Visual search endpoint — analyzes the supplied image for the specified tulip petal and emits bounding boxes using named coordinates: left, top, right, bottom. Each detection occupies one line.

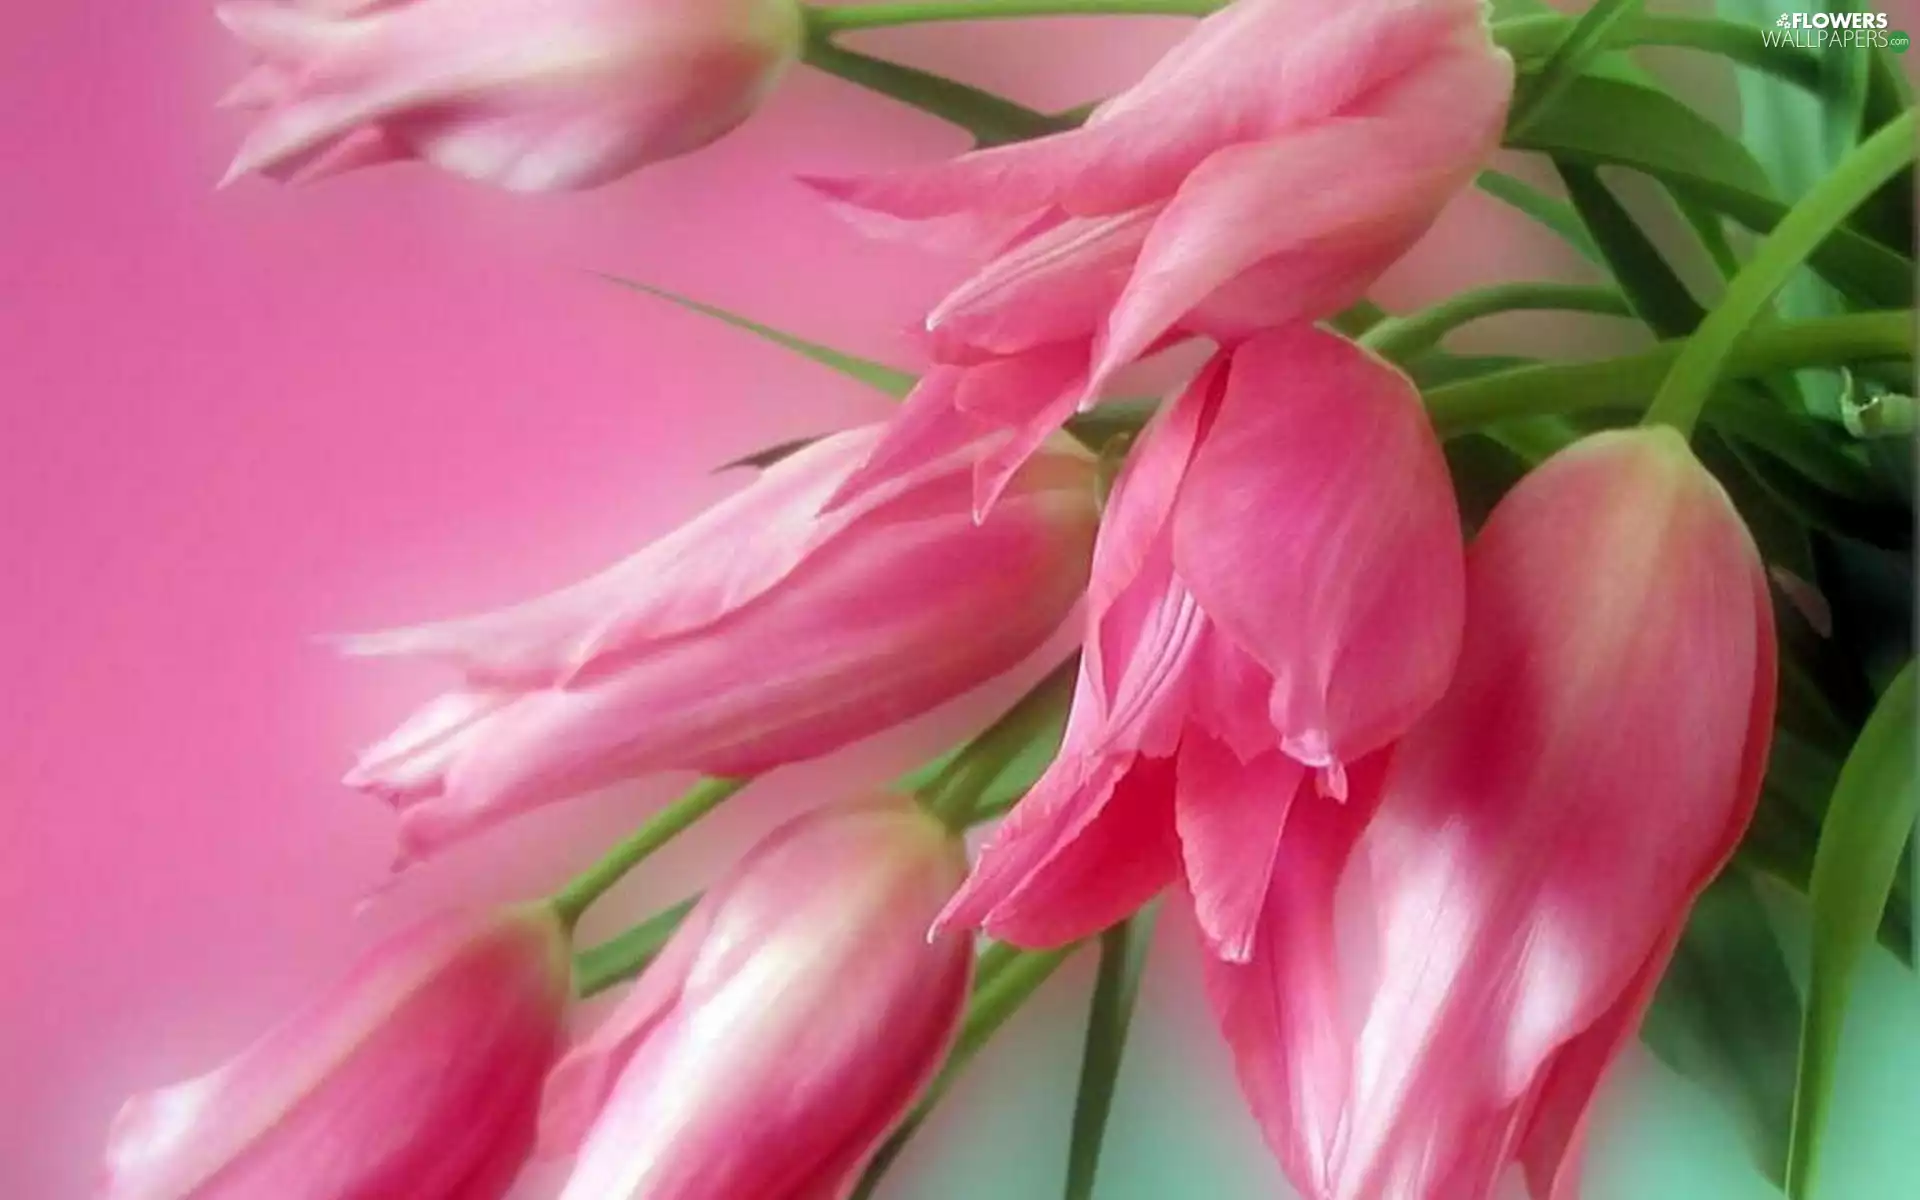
left=338, top=427, right=884, bottom=683
left=1170, top=327, right=1464, bottom=769
left=1333, top=430, right=1774, bottom=1199
left=1174, top=739, right=1306, bottom=963
left=1088, top=121, right=1443, bottom=389
left=539, top=902, right=716, bottom=1156
left=1090, top=37, right=1512, bottom=388
left=1200, top=755, right=1385, bottom=1198
left=926, top=209, right=1156, bottom=361
left=1518, top=918, right=1687, bottom=1200
left=802, top=0, right=1480, bottom=225
left=551, top=803, right=971, bottom=1199
left=940, top=752, right=1179, bottom=947
left=354, top=451, right=1098, bottom=863
left=105, top=912, right=565, bottom=1200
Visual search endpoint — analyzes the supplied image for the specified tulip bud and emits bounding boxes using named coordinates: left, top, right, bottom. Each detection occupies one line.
left=103, top=907, right=571, bottom=1200
left=343, top=426, right=1097, bottom=866
left=939, top=326, right=1464, bottom=961
left=809, top=0, right=1513, bottom=509
left=540, top=799, right=972, bottom=1200
left=217, top=0, right=804, bottom=190
left=1205, top=428, right=1777, bottom=1199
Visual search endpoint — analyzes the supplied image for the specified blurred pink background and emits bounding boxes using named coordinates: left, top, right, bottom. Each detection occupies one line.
left=5, top=4, right=1910, bottom=1198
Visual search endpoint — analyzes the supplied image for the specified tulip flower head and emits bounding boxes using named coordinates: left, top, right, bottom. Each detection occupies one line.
left=103, top=907, right=571, bottom=1200
left=939, top=325, right=1465, bottom=962
left=812, top=0, right=1514, bottom=511
left=344, top=426, right=1098, bottom=866
left=1206, top=428, right=1777, bottom=1199
left=217, top=0, right=805, bottom=190
left=540, top=799, right=973, bottom=1200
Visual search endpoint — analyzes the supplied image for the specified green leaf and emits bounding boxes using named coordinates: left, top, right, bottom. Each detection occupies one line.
left=1642, top=869, right=1801, bottom=1181
left=908, top=657, right=1076, bottom=827
left=1644, top=112, right=1918, bottom=434
left=595, top=275, right=918, bottom=397
left=1720, top=0, right=1855, bottom=417
left=1507, top=0, right=1645, bottom=137
left=573, top=897, right=698, bottom=998
left=1509, top=77, right=1913, bottom=306
left=1787, top=660, right=1919, bottom=1198
left=1554, top=164, right=1704, bottom=338
left=1064, top=908, right=1158, bottom=1200
left=801, top=32, right=1070, bottom=146
left=1475, top=170, right=1603, bottom=263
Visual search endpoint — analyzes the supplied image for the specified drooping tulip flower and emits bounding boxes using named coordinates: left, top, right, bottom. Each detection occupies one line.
left=103, top=907, right=571, bottom=1200
left=939, top=325, right=1464, bottom=961
left=811, top=0, right=1513, bottom=510
left=217, top=0, right=804, bottom=190
left=1206, top=428, right=1776, bottom=1200
left=344, top=425, right=1098, bottom=866
left=540, top=798, right=972, bottom=1199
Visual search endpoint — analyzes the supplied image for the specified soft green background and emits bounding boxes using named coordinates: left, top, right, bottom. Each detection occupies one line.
left=889, top=906, right=1920, bottom=1198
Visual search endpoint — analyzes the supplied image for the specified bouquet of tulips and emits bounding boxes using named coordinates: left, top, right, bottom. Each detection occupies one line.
left=105, top=1, right=1916, bottom=1197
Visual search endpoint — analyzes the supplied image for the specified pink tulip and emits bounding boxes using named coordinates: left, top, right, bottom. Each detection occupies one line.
left=1207, top=428, right=1777, bottom=1199
left=103, top=907, right=571, bottom=1200
left=811, top=0, right=1513, bottom=510
left=344, top=425, right=1097, bottom=866
left=540, top=799, right=972, bottom=1199
left=938, top=325, right=1464, bottom=961
left=217, top=0, right=803, bottom=190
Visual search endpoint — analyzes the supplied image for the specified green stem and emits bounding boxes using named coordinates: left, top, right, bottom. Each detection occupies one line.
left=808, top=0, right=1213, bottom=34
left=575, top=897, right=698, bottom=997
left=549, top=777, right=750, bottom=929
left=1643, top=113, right=1918, bottom=436
left=1064, top=910, right=1157, bottom=1200
left=1506, top=0, right=1646, bottom=138
left=1426, top=310, right=1914, bottom=434
left=1362, top=283, right=1631, bottom=363
left=801, top=33, right=1070, bottom=145
left=852, top=944, right=1080, bottom=1199
left=917, top=655, right=1078, bottom=830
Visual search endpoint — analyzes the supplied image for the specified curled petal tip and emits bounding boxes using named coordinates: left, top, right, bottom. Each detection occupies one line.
left=1314, top=762, right=1348, bottom=803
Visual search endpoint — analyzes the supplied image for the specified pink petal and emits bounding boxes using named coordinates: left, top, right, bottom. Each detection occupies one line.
left=1334, top=430, right=1775, bottom=1199
left=552, top=803, right=971, bottom=1199
left=926, top=209, right=1156, bottom=362
left=1087, top=121, right=1441, bottom=389
left=354, top=448, right=1098, bottom=864
left=539, top=901, right=716, bottom=1156
left=1174, top=738, right=1307, bottom=963
left=105, top=911, right=566, bottom=1200
left=1084, top=359, right=1220, bottom=622
left=939, top=751, right=1179, bottom=947
left=1518, top=918, right=1687, bottom=1200
left=802, top=0, right=1482, bottom=224
left=1200, top=754, right=1387, bottom=1198
left=339, top=427, right=884, bottom=683
left=1090, top=40, right=1513, bottom=387
left=1170, top=327, right=1464, bottom=769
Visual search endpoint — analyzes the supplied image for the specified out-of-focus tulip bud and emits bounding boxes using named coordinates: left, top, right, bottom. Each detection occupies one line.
left=1207, top=428, right=1777, bottom=1199
left=540, top=799, right=972, bottom=1200
left=103, top=907, right=571, bottom=1200
left=217, top=0, right=804, bottom=190
left=938, top=325, right=1464, bottom=961
left=811, top=0, right=1513, bottom=510
left=343, top=426, right=1097, bottom=866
